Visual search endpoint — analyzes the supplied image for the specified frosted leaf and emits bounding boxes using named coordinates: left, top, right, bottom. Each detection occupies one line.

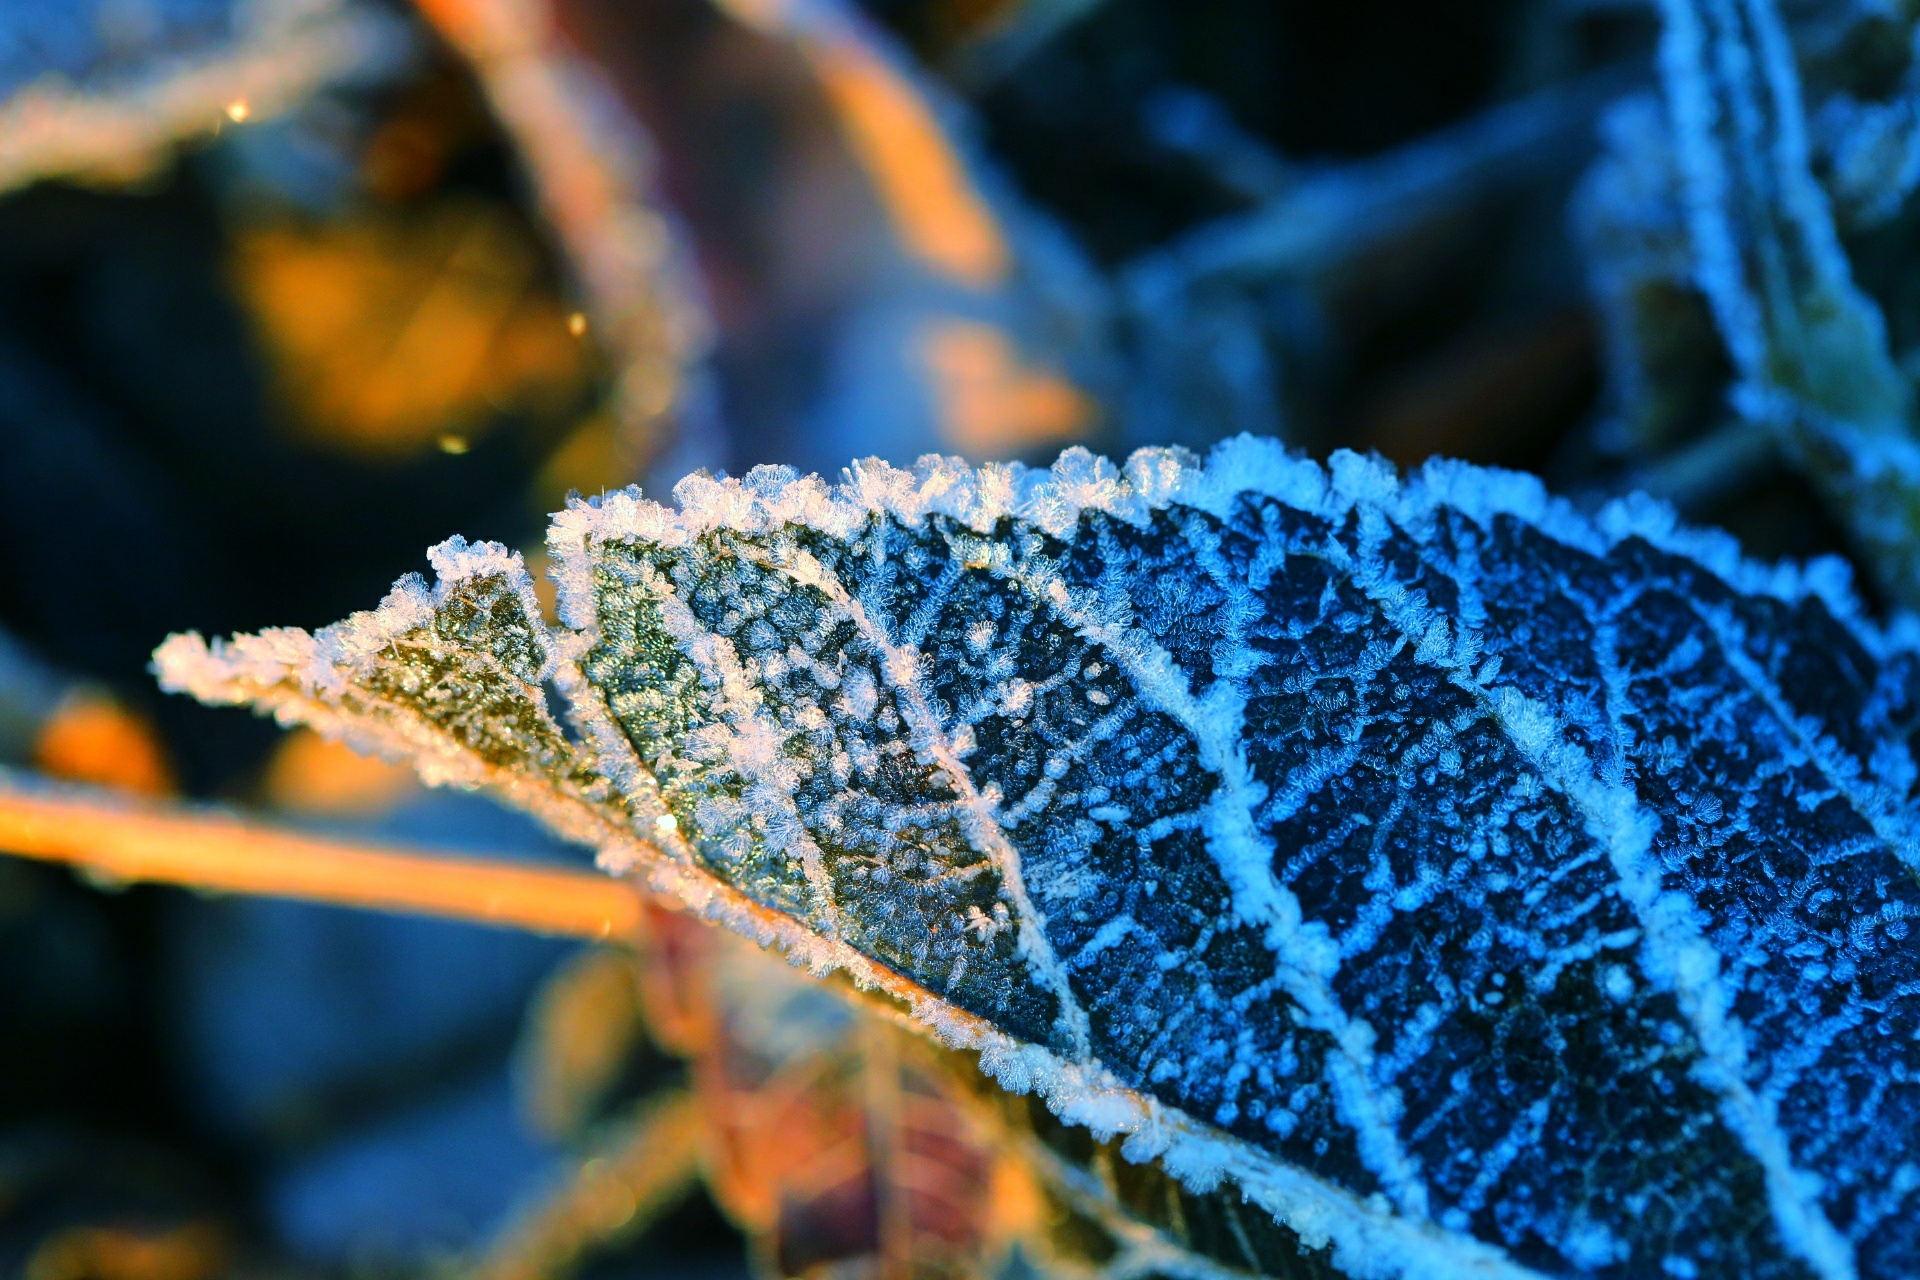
left=155, top=536, right=639, bottom=850
left=159, top=439, right=1920, bottom=1280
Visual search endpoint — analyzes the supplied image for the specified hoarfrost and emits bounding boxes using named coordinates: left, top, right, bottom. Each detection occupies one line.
left=159, top=436, right=1920, bottom=1279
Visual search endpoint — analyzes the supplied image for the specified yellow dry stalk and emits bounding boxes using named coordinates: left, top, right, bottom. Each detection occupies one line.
left=0, top=769, right=642, bottom=941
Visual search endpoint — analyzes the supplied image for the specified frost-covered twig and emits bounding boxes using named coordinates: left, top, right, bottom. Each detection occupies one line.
left=413, top=0, right=711, bottom=455
left=0, top=0, right=410, bottom=194
left=1584, top=0, right=1920, bottom=605
left=947, top=0, right=1111, bottom=90
left=1123, top=64, right=1634, bottom=309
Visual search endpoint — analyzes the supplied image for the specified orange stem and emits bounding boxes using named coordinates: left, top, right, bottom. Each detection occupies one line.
left=0, top=771, right=642, bottom=940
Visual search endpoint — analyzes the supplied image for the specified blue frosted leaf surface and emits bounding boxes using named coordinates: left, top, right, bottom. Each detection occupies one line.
left=159, top=440, right=1920, bottom=1280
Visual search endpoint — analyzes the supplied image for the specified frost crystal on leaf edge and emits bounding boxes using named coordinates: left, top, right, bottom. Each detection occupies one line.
left=158, top=436, right=1919, bottom=1280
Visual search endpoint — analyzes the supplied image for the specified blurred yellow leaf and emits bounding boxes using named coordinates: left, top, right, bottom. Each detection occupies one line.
left=231, top=201, right=593, bottom=461
left=25, top=1221, right=227, bottom=1280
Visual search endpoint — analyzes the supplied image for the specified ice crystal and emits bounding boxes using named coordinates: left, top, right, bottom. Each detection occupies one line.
left=158, top=438, right=1920, bottom=1280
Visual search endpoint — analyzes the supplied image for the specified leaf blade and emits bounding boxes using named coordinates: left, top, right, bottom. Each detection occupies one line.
left=160, top=438, right=1920, bottom=1279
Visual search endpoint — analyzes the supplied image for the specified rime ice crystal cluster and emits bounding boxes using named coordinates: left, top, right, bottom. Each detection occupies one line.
left=159, top=438, right=1920, bottom=1280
